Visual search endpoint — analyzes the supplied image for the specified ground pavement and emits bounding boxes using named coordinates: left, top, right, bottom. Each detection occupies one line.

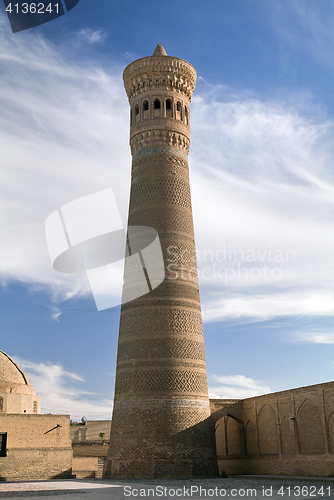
left=0, top=477, right=333, bottom=500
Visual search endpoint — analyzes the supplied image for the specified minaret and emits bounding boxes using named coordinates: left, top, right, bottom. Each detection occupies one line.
left=104, top=45, right=217, bottom=479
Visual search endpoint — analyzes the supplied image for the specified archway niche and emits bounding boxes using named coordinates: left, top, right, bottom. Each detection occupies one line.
left=245, top=420, right=258, bottom=455
left=258, top=405, right=279, bottom=455
left=297, top=400, right=325, bottom=454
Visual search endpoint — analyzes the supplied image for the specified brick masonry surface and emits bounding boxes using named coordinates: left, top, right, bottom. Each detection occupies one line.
left=105, top=45, right=217, bottom=479
left=211, top=381, right=334, bottom=477
left=0, top=414, right=72, bottom=481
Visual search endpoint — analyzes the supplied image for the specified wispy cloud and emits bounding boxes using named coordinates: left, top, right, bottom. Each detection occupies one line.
left=77, top=28, right=105, bottom=44
left=48, top=306, right=62, bottom=322
left=13, top=357, right=112, bottom=420
left=190, top=89, right=334, bottom=322
left=268, top=2, right=334, bottom=71
left=290, top=331, right=334, bottom=344
left=209, top=374, right=271, bottom=399
left=202, top=290, right=334, bottom=322
left=0, top=13, right=129, bottom=307
left=1, top=11, right=334, bottom=327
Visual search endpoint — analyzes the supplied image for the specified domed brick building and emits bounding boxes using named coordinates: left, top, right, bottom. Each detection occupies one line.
left=0, top=350, right=40, bottom=415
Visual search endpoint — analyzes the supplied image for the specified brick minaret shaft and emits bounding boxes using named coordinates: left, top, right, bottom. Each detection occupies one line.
left=105, top=45, right=217, bottom=479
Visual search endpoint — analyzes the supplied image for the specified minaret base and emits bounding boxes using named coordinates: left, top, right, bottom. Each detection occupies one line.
left=103, top=458, right=218, bottom=479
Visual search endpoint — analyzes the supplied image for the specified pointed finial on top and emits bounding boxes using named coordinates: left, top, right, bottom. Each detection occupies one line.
left=153, top=44, right=167, bottom=56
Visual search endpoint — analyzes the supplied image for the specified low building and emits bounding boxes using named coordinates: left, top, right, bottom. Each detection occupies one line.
left=0, top=351, right=72, bottom=481
left=211, top=381, right=334, bottom=477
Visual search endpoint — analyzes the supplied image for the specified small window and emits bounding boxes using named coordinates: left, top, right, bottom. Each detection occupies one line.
left=143, top=101, right=149, bottom=111
left=0, top=396, right=3, bottom=413
left=0, top=433, right=7, bottom=457
left=154, top=99, right=161, bottom=109
left=33, top=401, right=38, bottom=414
left=166, top=99, right=172, bottom=117
left=135, top=104, right=139, bottom=115
left=176, top=101, right=182, bottom=120
left=184, top=106, right=188, bottom=124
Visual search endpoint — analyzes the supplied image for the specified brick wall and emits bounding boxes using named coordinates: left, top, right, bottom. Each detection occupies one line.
left=211, top=381, right=334, bottom=477
left=0, top=414, right=72, bottom=481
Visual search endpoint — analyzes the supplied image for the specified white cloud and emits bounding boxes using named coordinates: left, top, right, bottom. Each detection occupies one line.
left=202, top=290, right=334, bottom=322
left=290, top=331, right=334, bottom=344
left=189, top=90, right=334, bottom=322
left=1, top=12, right=334, bottom=326
left=48, top=306, right=62, bottom=322
left=0, top=14, right=129, bottom=308
left=209, top=374, right=271, bottom=399
left=13, top=357, right=112, bottom=420
left=77, top=29, right=105, bottom=44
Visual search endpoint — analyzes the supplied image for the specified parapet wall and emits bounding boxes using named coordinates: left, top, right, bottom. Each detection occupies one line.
left=210, top=381, right=334, bottom=477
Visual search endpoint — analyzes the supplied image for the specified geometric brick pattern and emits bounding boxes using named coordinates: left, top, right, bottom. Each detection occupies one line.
left=115, top=369, right=208, bottom=395
left=132, top=153, right=189, bottom=177
left=130, top=177, right=192, bottom=210
left=129, top=207, right=195, bottom=236
left=111, top=407, right=210, bottom=433
left=106, top=46, right=217, bottom=479
left=117, top=338, right=206, bottom=362
left=118, top=308, right=204, bottom=338
left=163, top=239, right=197, bottom=267
left=115, top=398, right=210, bottom=408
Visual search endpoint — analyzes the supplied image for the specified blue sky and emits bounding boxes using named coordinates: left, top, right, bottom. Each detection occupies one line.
left=1, top=0, right=334, bottom=419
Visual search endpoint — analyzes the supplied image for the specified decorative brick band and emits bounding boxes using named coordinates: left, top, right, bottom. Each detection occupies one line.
left=133, top=147, right=188, bottom=159
left=129, top=177, right=192, bottom=210
left=123, top=56, right=197, bottom=102
left=115, top=369, right=208, bottom=395
left=114, top=398, right=210, bottom=409
left=132, top=153, right=189, bottom=179
left=117, top=338, right=205, bottom=362
left=110, top=407, right=212, bottom=440
left=118, top=308, right=204, bottom=338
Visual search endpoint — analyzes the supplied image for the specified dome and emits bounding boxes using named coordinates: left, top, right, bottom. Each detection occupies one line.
left=0, top=350, right=35, bottom=395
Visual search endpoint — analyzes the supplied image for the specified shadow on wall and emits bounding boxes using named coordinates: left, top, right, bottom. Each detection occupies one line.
left=52, top=469, right=73, bottom=479
left=103, top=415, right=218, bottom=479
